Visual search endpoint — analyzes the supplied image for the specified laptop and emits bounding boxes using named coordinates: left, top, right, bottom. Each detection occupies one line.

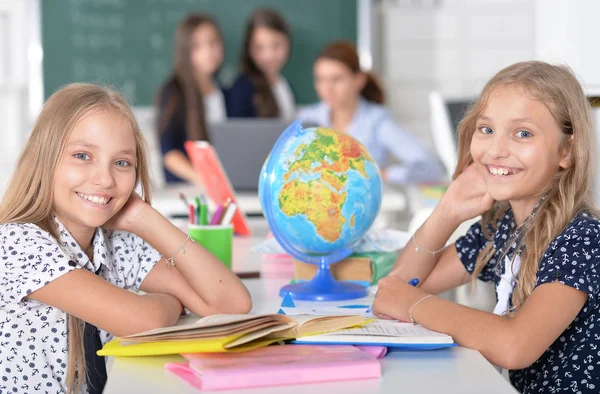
left=208, top=120, right=292, bottom=192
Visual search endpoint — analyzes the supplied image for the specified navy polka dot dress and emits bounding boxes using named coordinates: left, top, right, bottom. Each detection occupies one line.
left=0, top=217, right=162, bottom=393
left=456, top=208, right=600, bottom=393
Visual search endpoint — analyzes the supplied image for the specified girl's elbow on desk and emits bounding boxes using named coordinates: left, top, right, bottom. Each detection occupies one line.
left=475, top=327, right=544, bottom=371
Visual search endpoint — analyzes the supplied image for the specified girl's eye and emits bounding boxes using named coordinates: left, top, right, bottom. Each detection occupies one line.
left=479, top=126, right=493, bottom=134
left=115, top=160, right=131, bottom=167
left=74, top=153, right=90, bottom=160
left=516, top=130, right=532, bottom=138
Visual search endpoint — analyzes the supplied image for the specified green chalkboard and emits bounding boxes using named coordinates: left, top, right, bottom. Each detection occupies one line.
left=42, top=0, right=357, bottom=106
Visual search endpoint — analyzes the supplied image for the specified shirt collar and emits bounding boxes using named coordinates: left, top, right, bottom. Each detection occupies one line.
left=52, top=216, right=106, bottom=273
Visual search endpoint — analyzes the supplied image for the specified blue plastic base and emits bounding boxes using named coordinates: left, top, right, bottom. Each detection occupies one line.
left=279, top=263, right=368, bottom=301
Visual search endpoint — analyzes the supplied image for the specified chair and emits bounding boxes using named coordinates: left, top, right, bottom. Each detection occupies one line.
left=428, top=91, right=473, bottom=179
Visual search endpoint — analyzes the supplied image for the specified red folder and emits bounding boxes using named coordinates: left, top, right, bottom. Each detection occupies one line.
left=184, top=141, right=252, bottom=236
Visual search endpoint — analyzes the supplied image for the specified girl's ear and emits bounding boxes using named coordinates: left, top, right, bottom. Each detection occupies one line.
left=558, top=134, right=574, bottom=169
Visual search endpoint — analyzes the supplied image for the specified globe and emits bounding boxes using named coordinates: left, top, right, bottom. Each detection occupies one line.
left=259, top=120, right=383, bottom=300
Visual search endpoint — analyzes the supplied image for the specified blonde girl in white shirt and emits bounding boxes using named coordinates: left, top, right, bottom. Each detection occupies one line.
left=0, top=83, right=251, bottom=393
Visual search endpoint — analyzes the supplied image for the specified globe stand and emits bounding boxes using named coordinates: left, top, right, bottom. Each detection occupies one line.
left=279, top=257, right=367, bottom=301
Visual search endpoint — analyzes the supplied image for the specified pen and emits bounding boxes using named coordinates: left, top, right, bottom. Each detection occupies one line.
left=210, top=204, right=224, bottom=225
left=199, top=195, right=208, bottom=225
left=366, top=278, right=420, bottom=314
left=188, top=204, right=195, bottom=225
left=219, top=202, right=237, bottom=225
left=194, top=197, right=201, bottom=225
left=179, top=192, right=190, bottom=208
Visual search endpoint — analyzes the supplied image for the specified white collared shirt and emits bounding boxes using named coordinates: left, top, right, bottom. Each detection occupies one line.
left=272, top=77, right=296, bottom=120
left=297, top=99, right=445, bottom=184
left=0, top=217, right=161, bottom=393
left=204, top=83, right=226, bottom=124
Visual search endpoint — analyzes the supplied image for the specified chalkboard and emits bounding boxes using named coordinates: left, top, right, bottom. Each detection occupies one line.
left=41, top=0, right=357, bottom=106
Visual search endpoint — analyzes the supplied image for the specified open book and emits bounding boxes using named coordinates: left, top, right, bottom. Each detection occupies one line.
left=97, top=314, right=367, bottom=357
left=293, top=319, right=455, bottom=349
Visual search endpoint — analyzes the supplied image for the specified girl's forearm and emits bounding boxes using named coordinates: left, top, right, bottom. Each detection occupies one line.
left=131, top=208, right=252, bottom=315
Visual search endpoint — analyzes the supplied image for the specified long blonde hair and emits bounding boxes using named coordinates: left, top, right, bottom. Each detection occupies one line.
left=0, top=83, right=153, bottom=392
left=454, top=61, right=597, bottom=311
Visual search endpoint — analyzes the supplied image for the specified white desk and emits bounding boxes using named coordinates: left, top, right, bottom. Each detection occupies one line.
left=104, top=237, right=517, bottom=394
left=150, top=184, right=407, bottom=218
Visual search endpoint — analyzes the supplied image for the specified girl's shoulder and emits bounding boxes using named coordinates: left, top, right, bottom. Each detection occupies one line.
left=0, top=222, right=55, bottom=244
left=545, top=211, right=600, bottom=256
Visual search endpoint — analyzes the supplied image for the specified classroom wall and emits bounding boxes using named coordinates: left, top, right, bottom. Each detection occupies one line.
left=1, top=0, right=599, bottom=201
left=0, top=0, right=31, bottom=194
left=374, top=0, right=536, bottom=151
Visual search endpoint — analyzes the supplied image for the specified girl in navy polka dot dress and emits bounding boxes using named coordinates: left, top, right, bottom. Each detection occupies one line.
left=0, top=84, right=252, bottom=394
left=372, top=61, right=599, bottom=393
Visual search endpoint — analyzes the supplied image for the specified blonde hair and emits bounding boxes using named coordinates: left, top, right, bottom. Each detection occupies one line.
left=0, top=83, right=152, bottom=392
left=454, top=61, right=597, bottom=312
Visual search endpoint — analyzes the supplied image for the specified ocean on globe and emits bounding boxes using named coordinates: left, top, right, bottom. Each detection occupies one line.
left=259, top=121, right=382, bottom=263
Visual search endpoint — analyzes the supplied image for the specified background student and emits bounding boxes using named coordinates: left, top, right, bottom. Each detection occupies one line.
left=157, top=13, right=227, bottom=184
left=372, top=61, right=599, bottom=394
left=226, top=8, right=296, bottom=120
left=0, top=84, right=251, bottom=394
left=297, top=41, right=444, bottom=185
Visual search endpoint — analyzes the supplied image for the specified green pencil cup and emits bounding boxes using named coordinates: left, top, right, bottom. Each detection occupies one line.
left=188, top=224, right=233, bottom=269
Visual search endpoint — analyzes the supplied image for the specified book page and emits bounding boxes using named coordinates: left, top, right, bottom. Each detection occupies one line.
left=122, top=314, right=289, bottom=339
left=297, top=319, right=453, bottom=344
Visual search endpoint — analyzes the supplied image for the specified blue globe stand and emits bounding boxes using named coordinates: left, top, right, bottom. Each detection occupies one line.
left=260, top=120, right=375, bottom=302
left=278, top=258, right=368, bottom=301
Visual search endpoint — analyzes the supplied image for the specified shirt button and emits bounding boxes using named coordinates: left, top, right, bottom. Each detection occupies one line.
left=554, top=271, right=562, bottom=278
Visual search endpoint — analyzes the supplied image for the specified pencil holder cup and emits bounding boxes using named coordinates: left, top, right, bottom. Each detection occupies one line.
left=188, top=224, right=233, bottom=269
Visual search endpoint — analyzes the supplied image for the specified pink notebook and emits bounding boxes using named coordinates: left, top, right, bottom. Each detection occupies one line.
left=165, top=345, right=381, bottom=391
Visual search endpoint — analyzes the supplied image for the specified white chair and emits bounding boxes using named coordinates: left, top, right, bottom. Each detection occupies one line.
left=428, top=91, right=458, bottom=180
left=133, top=107, right=166, bottom=189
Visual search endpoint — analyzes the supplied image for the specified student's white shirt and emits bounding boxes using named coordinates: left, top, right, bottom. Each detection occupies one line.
left=204, top=83, right=226, bottom=123
left=0, top=217, right=161, bottom=393
left=272, top=77, right=296, bottom=120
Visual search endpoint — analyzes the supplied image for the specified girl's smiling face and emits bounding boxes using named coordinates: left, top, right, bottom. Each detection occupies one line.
left=470, top=86, right=570, bottom=215
left=53, top=108, right=137, bottom=239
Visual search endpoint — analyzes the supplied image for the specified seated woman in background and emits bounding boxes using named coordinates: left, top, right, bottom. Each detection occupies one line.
left=226, top=8, right=296, bottom=120
left=297, top=41, right=445, bottom=184
left=156, top=13, right=227, bottom=184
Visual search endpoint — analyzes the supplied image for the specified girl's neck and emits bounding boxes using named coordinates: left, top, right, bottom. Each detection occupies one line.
left=330, top=98, right=359, bottom=133
left=196, top=74, right=214, bottom=96
left=510, top=194, right=545, bottom=226
left=264, top=72, right=280, bottom=85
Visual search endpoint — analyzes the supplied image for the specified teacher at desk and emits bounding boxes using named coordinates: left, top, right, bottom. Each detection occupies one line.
left=297, top=41, right=445, bottom=185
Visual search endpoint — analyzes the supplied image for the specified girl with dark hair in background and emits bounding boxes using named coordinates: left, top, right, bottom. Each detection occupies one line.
left=298, top=41, right=444, bottom=184
left=156, top=13, right=227, bottom=184
left=227, top=8, right=296, bottom=119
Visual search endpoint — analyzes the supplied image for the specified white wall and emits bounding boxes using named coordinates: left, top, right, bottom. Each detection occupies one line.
left=375, top=0, right=536, bottom=150
left=0, top=0, right=30, bottom=193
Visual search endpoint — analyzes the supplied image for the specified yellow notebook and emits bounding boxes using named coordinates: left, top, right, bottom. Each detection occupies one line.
left=98, top=313, right=366, bottom=357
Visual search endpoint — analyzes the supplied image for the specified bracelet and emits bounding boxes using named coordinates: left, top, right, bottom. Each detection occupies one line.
left=165, top=235, right=192, bottom=268
left=409, top=294, right=433, bottom=325
left=411, top=234, right=445, bottom=257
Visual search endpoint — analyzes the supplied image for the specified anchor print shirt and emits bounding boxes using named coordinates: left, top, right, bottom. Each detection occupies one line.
left=0, top=217, right=162, bottom=393
left=455, top=208, right=600, bottom=393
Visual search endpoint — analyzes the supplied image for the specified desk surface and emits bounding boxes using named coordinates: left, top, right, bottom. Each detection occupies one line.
left=151, top=184, right=407, bottom=217
left=104, top=237, right=517, bottom=394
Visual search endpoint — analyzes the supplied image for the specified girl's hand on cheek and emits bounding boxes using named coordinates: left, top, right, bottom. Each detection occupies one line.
left=437, top=163, right=495, bottom=223
left=103, top=192, right=151, bottom=232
